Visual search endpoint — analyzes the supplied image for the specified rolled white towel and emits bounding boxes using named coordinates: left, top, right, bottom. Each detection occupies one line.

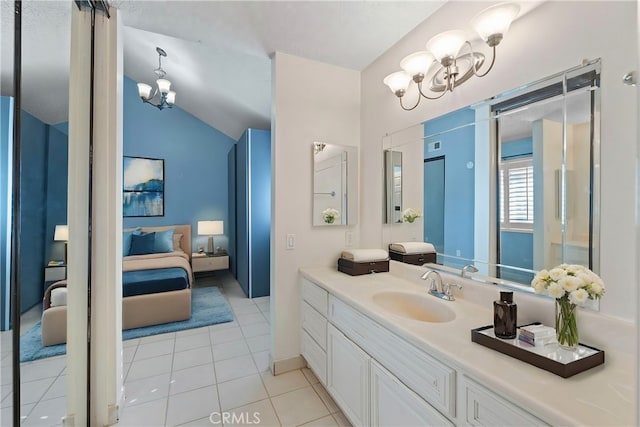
left=389, top=242, right=436, bottom=255
left=341, top=249, right=389, bottom=263
left=50, top=287, right=68, bottom=307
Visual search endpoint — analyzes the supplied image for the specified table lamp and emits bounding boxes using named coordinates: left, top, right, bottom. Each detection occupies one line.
left=197, top=220, right=223, bottom=254
left=54, top=224, right=69, bottom=264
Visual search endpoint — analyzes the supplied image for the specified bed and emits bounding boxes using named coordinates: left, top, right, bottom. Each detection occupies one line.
left=41, top=224, right=194, bottom=346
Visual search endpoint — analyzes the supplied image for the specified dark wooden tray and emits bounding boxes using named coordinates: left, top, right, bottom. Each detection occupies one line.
left=471, top=324, right=605, bottom=378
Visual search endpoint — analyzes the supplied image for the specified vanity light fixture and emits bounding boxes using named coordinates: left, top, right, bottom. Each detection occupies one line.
left=137, top=47, right=176, bottom=110
left=383, top=2, right=520, bottom=111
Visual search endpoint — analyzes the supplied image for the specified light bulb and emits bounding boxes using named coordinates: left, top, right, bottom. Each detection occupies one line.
left=426, top=30, right=467, bottom=65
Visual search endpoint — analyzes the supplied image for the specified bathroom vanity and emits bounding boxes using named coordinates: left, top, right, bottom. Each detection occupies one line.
left=300, top=264, right=634, bottom=426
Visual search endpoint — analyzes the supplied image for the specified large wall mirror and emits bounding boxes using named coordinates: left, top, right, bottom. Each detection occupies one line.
left=312, top=142, right=358, bottom=226
left=383, top=60, right=601, bottom=292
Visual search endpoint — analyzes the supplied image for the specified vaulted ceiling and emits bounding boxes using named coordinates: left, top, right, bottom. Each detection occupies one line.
left=1, top=0, right=447, bottom=140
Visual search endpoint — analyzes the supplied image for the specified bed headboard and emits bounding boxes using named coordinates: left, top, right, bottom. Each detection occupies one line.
left=126, top=224, right=192, bottom=261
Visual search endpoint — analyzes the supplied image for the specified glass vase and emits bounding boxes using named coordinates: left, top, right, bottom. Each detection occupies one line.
left=555, top=298, right=579, bottom=350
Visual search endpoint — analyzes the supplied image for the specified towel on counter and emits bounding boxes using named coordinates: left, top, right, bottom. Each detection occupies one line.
left=389, top=242, right=436, bottom=255
left=341, top=249, right=389, bottom=262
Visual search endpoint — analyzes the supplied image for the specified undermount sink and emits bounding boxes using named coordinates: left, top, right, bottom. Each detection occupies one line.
left=371, top=291, right=456, bottom=323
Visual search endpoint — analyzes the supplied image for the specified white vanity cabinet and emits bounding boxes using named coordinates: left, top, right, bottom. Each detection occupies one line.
left=301, top=278, right=329, bottom=384
left=371, top=360, right=454, bottom=427
left=327, top=324, right=370, bottom=426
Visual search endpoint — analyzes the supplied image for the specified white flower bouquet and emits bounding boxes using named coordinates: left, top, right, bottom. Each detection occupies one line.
left=402, top=208, right=422, bottom=223
left=322, top=208, right=339, bottom=224
left=531, top=264, right=605, bottom=349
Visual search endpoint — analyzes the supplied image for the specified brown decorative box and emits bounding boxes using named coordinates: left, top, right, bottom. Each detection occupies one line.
left=389, top=249, right=436, bottom=266
left=471, top=323, right=605, bottom=378
left=338, top=258, right=389, bottom=276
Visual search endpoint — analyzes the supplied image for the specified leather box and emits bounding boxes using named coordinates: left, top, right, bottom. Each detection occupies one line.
left=389, top=250, right=436, bottom=266
left=338, top=258, right=389, bottom=276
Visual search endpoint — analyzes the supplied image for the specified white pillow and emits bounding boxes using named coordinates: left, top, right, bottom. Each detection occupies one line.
left=50, top=288, right=68, bottom=307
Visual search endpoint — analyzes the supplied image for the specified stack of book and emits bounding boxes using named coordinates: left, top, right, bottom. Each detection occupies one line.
left=518, top=324, right=557, bottom=347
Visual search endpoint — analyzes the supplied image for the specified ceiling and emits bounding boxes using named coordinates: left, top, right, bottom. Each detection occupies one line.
left=1, top=0, right=447, bottom=140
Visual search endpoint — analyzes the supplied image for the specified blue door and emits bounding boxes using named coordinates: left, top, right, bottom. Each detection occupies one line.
left=424, top=157, right=445, bottom=254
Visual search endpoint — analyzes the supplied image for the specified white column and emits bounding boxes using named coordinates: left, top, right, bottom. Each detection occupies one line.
left=91, top=7, right=123, bottom=426
left=65, top=5, right=92, bottom=426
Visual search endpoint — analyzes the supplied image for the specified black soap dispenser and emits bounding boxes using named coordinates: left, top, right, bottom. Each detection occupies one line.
left=494, top=291, right=517, bottom=339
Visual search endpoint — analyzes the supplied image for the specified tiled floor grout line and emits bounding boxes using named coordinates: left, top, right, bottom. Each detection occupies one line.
left=210, top=285, right=225, bottom=427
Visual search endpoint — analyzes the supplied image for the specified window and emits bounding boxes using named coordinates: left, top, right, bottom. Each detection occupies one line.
left=500, top=157, right=533, bottom=230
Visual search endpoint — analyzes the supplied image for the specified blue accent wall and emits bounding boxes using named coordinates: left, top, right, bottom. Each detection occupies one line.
left=122, top=76, right=236, bottom=253
left=1, top=97, right=13, bottom=330
left=45, top=125, right=68, bottom=263
left=500, top=137, right=534, bottom=281
left=19, top=110, right=49, bottom=312
left=424, top=107, right=475, bottom=263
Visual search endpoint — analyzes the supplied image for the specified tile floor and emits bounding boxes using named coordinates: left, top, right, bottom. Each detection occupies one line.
left=0, top=273, right=352, bottom=427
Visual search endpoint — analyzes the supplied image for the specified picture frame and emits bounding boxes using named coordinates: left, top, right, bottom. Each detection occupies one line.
left=123, top=156, right=165, bottom=217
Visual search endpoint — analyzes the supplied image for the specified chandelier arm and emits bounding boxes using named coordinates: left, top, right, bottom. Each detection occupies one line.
left=399, top=88, right=422, bottom=111
left=466, top=41, right=497, bottom=78
left=417, top=80, right=448, bottom=100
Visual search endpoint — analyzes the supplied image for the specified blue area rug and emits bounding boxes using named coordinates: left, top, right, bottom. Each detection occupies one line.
left=20, top=286, right=233, bottom=362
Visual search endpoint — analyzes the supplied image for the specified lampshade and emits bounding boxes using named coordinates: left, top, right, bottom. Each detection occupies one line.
left=400, top=51, right=435, bottom=77
left=198, top=220, right=224, bottom=236
left=471, top=3, right=520, bottom=43
left=156, top=79, right=171, bottom=95
left=426, top=30, right=467, bottom=62
left=137, top=83, right=152, bottom=100
left=54, top=225, right=68, bottom=241
left=383, top=71, right=412, bottom=95
left=166, top=91, right=176, bottom=105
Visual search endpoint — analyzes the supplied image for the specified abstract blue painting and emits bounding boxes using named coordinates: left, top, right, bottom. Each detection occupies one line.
left=123, top=156, right=164, bottom=217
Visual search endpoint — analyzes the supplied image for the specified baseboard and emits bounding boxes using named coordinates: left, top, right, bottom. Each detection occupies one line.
left=272, top=355, right=306, bottom=375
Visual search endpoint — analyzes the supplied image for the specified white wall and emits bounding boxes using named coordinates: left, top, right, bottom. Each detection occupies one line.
left=360, top=1, right=638, bottom=320
left=271, top=52, right=360, bottom=364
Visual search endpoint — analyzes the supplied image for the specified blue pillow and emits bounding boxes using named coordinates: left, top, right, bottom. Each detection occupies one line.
left=153, top=229, right=175, bottom=253
left=129, top=232, right=156, bottom=256
left=123, top=228, right=142, bottom=256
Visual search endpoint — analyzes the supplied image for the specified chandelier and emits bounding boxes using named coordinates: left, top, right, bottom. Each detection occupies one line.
left=137, top=47, right=176, bottom=110
left=383, top=3, right=520, bottom=111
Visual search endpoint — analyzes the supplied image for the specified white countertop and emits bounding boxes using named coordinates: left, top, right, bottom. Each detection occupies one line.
left=300, top=266, right=635, bottom=427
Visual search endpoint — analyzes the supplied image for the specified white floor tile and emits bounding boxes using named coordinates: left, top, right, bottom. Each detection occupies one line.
left=214, top=354, right=257, bottom=383
left=176, top=326, right=210, bottom=338
left=123, top=372, right=170, bottom=408
left=212, top=340, right=250, bottom=362
left=301, top=368, right=319, bottom=385
left=123, top=338, right=140, bottom=348
left=252, top=296, right=270, bottom=304
left=1, top=403, right=34, bottom=425
left=217, top=375, right=268, bottom=411
left=20, top=377, right=57, bottom=405
left=123, top=345, right=137, bottom=364
left=174, top=332, right=211, bottom=353
left=173, top=346, right=214, bottom=372
left=134, top=339, right=175, bottom=361
left=21, top=395, right=65, bottom=427
left=245, top=335, right=270, bottom=353
left=165, top=385, right=219, bottom=426
left=209, top=320, right=239, bottom=332
left=176, top=416, right=213, bottom=426
left=210, top=327, right=244, bottom=345
left=170, top=364, right=216, bottom=395
left=270, top=386, right=329, bottom=427
left=223, top=398, right=280, bottom=427
left=300, top=415, right=340, bottom=427
left=40, top=375, right=66, bottom=401
left=20, top=356, right=66, bottom=383
left=236, top=313, right=266, bottom=326
left=139, top=331, right=175, bottom=344
left=118, top=396, right=167, bottom=427
left=231, top=304, right=260, bottom=315
left=312, top=383, right=340, bottom=414
left=251, top=351, right=271, bottom=373
left=240, top=322, right=270, bottom=338
left=261, top=370, right=309, bottom=397
left=127, top=354, right=173, bottom=381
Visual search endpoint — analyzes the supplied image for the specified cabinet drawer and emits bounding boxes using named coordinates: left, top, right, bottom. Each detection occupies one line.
left=302, top=330, right=327, bottom=385
left=463, top=376, right=547, bottom=426
left=302, top=278, right=328, bottom=316
left=192, top=256, right=229, bottom=272
left=302, top=301, right=327, bottom=350
left=329, top=295, right=456, bottom=418
left=45, top=266, right=66, bottom=282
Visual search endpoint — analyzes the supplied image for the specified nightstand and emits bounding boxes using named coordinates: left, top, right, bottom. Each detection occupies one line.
left=192, top=251, right=229, bottom=274
left=44, top=264, right=66, bottom=291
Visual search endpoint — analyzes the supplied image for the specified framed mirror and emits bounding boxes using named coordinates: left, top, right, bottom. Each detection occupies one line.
left=312, top=142, right=358, bottom=226
left=382, top=60, right=601, bottom=292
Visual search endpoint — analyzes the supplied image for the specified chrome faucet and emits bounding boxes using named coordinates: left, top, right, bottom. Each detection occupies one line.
left=461, top=264, right=479, bottom=278
left=421, top=269, right=462, bottom=301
